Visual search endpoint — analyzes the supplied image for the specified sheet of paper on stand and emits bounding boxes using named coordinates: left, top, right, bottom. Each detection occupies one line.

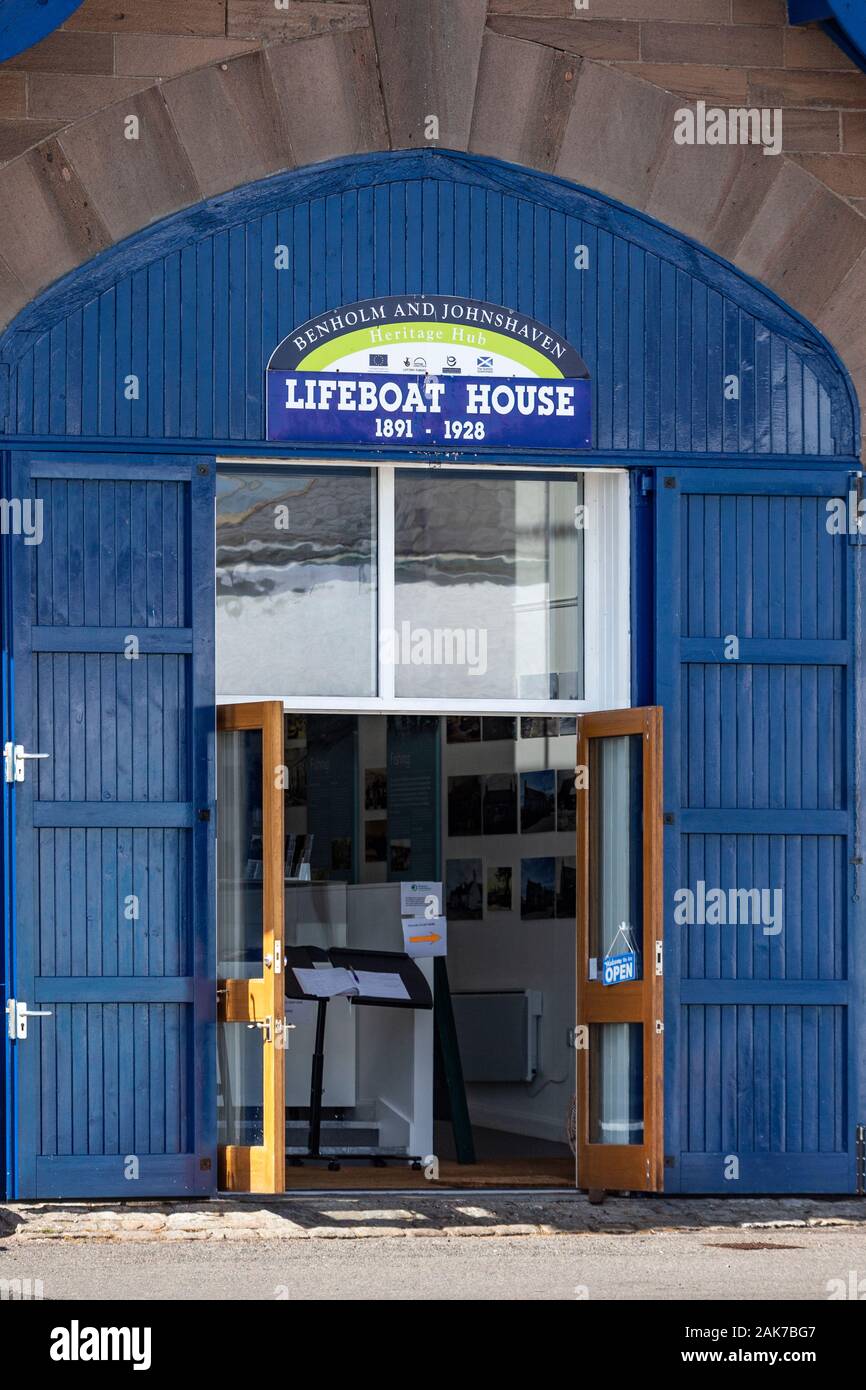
left=353, top=971, right=411, bottom=1001
left=292, top=966, right=359, bottom=998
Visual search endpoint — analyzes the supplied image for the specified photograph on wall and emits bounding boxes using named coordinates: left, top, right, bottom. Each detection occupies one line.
left=520, top=769, right=556, bottom=833
left=284, top=747, right=307, bottom=807
left=286, top=833, right=314, bottom=878
left=446, top=715, right=481, bottom=744
left=245, top=832, right=263, bottom=881
left=365, top=819, right=387, bottom=864
left=448, top=774, right=483, bottom=837
left=446, top=858, right=484, bottom=921
left=482, top=773, right=518, bottom=835
left=486, top=865, right=513, bottom=913
left=520, top=716, right=558, bottom=740
left=558, top=716, right=577, bottom=737
left=330, top=837, right=352, bottom=873
left=365, top=767, right=387, bottom=811
left=389, top=838, right=412, bottom=873
left=556, top=770, right=577, bottom=832
left=555, top=856, right=577, bottom=919
left=520, top=857, right=556, bottom=921
left=285, top=713, right=307, bottom=742
left=482, top=716, right=517, bottom=742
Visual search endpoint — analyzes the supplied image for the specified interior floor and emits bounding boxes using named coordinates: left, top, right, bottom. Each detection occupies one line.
left=280, top=1125, right=574, bottom=1190
left=435, top=1122, right=572, bottom=1163
left=281, top=1161, right=573, bottom=1190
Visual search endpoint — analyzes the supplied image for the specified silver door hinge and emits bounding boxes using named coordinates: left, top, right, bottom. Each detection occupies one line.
left=6, top=999, right=53, bottom=1040
left=4, top=742, right=49, bottom=784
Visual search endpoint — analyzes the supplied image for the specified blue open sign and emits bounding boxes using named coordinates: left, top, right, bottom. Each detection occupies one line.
left=602, top=951, right=637, bottom=986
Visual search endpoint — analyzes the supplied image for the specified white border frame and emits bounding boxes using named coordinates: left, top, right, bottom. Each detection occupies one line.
left=216, top=458, right=631, bottom=716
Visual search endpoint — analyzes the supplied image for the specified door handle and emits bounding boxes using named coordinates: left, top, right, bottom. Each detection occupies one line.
left=3, top=742, right=50, bottom=784
left=247, top=1016, right=273, bottom=1043
left=6, top=999, right=53, bottom=1040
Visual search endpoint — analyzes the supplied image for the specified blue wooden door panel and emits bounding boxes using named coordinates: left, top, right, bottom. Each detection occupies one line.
left=8, top=451, right=215, bottom=1199
left=658, top=465, right=862, bottom=1193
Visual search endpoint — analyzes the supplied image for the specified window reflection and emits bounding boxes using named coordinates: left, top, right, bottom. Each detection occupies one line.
left=216, top=469, right=377, bottom=697
left=394, top=472, right=583, bottom=700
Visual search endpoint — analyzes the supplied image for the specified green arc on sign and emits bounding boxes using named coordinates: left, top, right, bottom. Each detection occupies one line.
left=298, top=323, right=565, bottom=377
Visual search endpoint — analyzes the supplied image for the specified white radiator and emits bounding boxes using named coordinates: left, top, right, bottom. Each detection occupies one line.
left=451, top=990, right=543, bottom=1083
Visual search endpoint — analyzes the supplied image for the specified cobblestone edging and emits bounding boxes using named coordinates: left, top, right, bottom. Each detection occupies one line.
left=2, top=1196, right=865, bottom=1243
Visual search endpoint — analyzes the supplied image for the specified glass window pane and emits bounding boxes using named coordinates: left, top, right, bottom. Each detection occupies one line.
left=217, top=1023, right=263, bottom=1148
left=216, top=469, right=377, bottom=697
left=588, top=733, right=643, bottom=973
left=589, top=1022, right=644, bottom=1145
left=217, top=727, right=264, bottom=979
left=394, top=472, right=583, bottom=700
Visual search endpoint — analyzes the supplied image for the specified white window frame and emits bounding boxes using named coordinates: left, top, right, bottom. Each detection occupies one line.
left=216, top=458, right=631, bottom=715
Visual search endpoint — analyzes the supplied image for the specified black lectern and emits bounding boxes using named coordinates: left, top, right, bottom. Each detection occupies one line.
left=284, top=944, right=433, bottom=1170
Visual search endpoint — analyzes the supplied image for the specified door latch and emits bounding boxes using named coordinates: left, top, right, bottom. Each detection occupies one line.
left=6, top=999, right=53, bottom=1040
left=655, top=940, right=663, bottom=976
left=3, top=742, right=50, bottom=784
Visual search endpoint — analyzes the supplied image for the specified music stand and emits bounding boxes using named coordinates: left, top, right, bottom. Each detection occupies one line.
left=285, top=945, right=433, bottom=1170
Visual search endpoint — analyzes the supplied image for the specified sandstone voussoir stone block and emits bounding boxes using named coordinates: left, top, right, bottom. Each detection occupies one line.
left=470, top=30, right=579, bottom=172
left=555, top=61, right=679, bottom=211
left=163, top=51, right=292, bottom=199
left=370, top=0, right=487, bottom=151
left=267, top=28, right=388, bottom=166
left=0, top=141, right=110, bottom=299
left=57, top=87, right=202, bottom=241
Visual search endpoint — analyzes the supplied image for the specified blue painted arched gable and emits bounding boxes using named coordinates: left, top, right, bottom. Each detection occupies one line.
left=0, top=149, right=858, bottom=459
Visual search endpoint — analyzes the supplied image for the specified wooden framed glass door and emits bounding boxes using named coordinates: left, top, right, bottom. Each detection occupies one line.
left=575, top=707, right=663, bottom=1192
left=217, top=701, right=285, bottom=1192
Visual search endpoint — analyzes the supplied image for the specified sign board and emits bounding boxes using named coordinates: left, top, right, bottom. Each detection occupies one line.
left=267, top=372, right=590, bottom=449
left=400, top=881, right=442, bottom=918
left=266, top=295, right=591, bottom=450
left=602, top=951, right=638, bottom=986
left=402, top=916, right=447, bottom=959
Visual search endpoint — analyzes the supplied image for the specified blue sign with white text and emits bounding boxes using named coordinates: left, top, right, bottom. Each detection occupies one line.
left=266, top=371, right=592, bottom=450
left=602, top=951, right=638, bottom=986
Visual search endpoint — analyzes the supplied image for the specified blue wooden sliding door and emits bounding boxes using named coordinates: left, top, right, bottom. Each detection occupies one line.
left=6, top=452, right=216, bottom=1199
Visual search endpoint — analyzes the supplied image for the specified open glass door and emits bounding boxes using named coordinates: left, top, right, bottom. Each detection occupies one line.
left=217, top=701, right=285, bottom=1192
left=575, top=707, right=663, bottom=1192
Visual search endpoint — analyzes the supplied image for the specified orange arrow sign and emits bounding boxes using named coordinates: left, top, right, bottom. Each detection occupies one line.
left=408, top=931, right=442, bottom=944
